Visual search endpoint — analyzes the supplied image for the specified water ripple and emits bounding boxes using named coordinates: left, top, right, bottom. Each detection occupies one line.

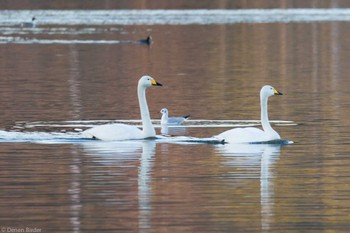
left=1, top=9, right=350, bottom=26
left=0, top=119, right=296, bottom=144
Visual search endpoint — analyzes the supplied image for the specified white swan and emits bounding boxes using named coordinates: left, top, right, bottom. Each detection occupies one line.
left=160, top=108, right=190, bottom=125
left=82, top=75, right=162, bottom=140
left=215, top=85, right=283, bottom=143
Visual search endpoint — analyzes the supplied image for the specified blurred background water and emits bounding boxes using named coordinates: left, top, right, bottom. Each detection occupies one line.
left=1, top=1, right=350, bottom=232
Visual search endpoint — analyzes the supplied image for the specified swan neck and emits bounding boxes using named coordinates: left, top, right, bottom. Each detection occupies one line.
left=138, top=84, right=155, bottom=137
left=260, top=94, right=273, bottom=132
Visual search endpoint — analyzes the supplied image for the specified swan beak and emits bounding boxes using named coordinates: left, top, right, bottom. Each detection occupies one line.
left=151, top=79, right=162, bottom=86
left=273, top=88, right=283, bottom=95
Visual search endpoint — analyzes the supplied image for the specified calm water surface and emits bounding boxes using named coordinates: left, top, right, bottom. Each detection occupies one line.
left=1, top=8, right=350, bottom=233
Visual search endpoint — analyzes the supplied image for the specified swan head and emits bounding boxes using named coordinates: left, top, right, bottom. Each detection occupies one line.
left=139, top=75, right=162, bottom=88
left=261, top=85, right=283, bottom=97
left=160, top=108, right=168, bottom=115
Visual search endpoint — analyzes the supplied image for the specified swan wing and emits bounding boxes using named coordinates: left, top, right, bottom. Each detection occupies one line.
left=82, top=123, right=143, bottom=141
left=215, top=127, right=268, bottom=143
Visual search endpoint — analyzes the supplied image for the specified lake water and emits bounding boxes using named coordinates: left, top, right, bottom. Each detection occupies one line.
left=1, top=7, right=350, bottom=233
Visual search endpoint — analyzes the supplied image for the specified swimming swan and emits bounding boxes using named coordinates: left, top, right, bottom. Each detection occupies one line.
left=215, top=85, right=283, bottom=143
left=82, top=75, right=162, bottom=140
left=160, top=108, right=191, bottom=125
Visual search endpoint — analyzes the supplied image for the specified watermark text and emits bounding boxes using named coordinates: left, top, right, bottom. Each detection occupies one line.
left=1, top=227, right=42, bottom=233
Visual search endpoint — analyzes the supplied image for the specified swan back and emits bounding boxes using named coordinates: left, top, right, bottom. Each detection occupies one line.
left=82, top=124, right=144, bottom=141
left=216, top=127, right=267, bottom=143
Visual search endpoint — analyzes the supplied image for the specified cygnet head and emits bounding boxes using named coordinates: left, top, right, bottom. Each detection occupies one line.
left=261, top=85, right=283, bottom=97
left=139, top=75, right=162, bottom=88
left=160, top=108, right=168, bottom=115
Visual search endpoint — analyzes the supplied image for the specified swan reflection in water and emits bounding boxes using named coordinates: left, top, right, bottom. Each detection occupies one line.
left=215, top=143, right=281, bottom=232
left=79, top=140, right=156, bottom=231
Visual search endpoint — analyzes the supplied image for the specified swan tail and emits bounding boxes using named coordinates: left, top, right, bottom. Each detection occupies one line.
left=81, top=130, right=96, bottom=139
